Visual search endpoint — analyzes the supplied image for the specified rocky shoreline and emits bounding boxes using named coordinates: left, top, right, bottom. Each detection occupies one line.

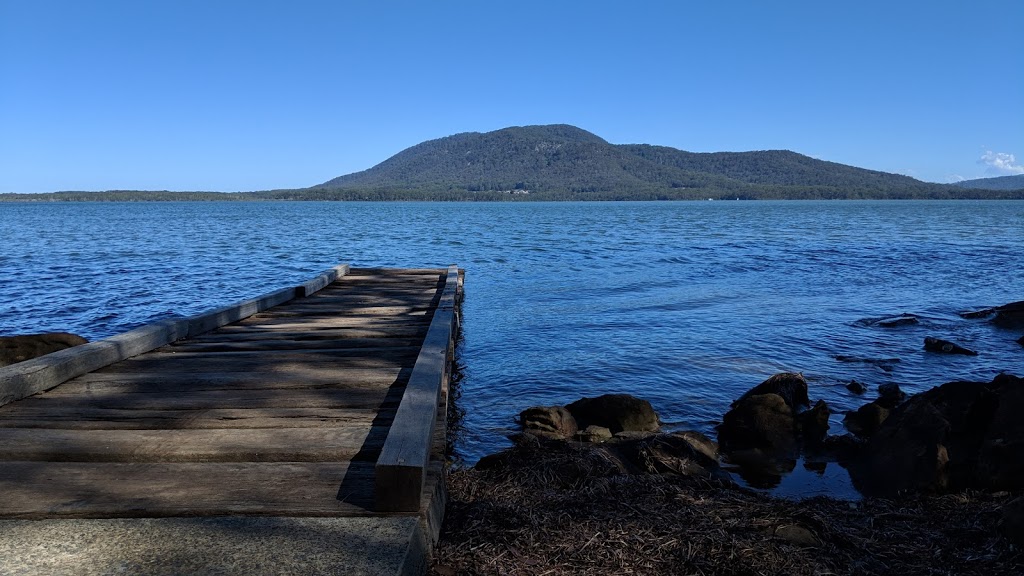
left=432, top=369, right=1024, bottom=574
left=431, top=299, right=1024, bottom=574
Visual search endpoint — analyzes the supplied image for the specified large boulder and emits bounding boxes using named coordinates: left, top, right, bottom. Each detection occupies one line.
left=718, top=393, right=797, bottom=457
left=565, top=394, right=659, bottom=434
left=519, top=406, right=578, bottom=440
left=849, top=376, right=1020, bottom=496
left=733, top=372, right=810, bottom=410
left=976, top=374, right=1024, bottom=491
left=0, top=333, right=88, bottom=367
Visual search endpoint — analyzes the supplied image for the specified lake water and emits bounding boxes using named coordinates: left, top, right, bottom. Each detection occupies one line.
left=2, top=200, right=1023, bottom=498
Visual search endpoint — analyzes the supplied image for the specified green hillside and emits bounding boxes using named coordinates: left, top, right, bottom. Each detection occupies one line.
left=312, top=124, right=1020, bottom=200
left=952, top=174, right=1024, bottom=191
left=4, top=125, right=1023, bottom=201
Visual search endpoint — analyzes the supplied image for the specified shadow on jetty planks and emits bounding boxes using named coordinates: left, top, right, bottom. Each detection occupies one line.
left=0, top=265, right=462, bottom=523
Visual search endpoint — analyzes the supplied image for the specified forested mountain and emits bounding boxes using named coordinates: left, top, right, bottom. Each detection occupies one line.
left=952, top=174, right=1024, bottom=191
left=312, top=125, right=1021, bottom=200
left=4, top=125, right=1022, bottom=201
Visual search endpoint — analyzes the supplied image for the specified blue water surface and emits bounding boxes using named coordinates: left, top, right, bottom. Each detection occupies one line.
left=2, top=200, right=1023, bottom=497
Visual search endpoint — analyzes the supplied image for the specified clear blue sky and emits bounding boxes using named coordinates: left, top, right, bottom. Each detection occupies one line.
left=2, top=0, right=1021, bottom=192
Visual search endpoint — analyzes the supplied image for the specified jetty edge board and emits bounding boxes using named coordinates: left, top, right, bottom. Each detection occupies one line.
left=0, top=264, right=350, bottom=407
left=376, top=264, right=462, bottom=512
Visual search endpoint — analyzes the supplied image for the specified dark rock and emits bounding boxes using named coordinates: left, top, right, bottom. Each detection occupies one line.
left=623, top=431, right=729, bottom=482
left=0, top=333, right=88, bottom=368
left=798, top=400, right=830, bottom=445
left=733, top=372, right=810, bottom=410
left=924, top=336, right=978, bottom=356
left=1018, top=335, right=1024, bottom=347
left=718, top=393, right=798, bottom=457
left=846, top=380, right=867, bottom=394
left=835, top=356, right=900, bottom=372
left=850, top=378, right=1002, bottom=496
left=876, top=315, right=920, bottom=327
left=519, top=406, right=578, bottom=440
left=877, top=383, right=906, bottom=409
left=992, top=300, right=1024, bottom=329
left=575, top=425, right=613, bottom=443
left=999, top=497, right=1024, bottom=548
left=959, top=307, right=995, bottom=319
left=976, top=374, right=1024, bottom=491
left=772, top=524, right=821, bottom=548
left=843, top=402, right=890, bottom=437
left=565, top=394, right=659, bottom=434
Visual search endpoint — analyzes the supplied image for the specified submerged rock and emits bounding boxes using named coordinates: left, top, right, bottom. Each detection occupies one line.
left=924, top=336, right=978, bottom=356
left=566, top=393, right=659, bottom=434
left=0, top=332, right=88, bottom=367
left=876, top=315, right=920, bottom=328
left=846, top=380, right=867, bottom=394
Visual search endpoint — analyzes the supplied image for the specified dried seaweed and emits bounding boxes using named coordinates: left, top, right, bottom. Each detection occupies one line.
left=431, top=444, right=1023, bottom=576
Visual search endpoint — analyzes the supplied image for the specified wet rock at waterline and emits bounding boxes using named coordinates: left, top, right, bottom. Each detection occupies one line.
left=565, top=393, right=660, bottom=433
left=924, top=336, right=978, bottom=356
left=0, top=332, right=88, bottom=367
left=877, top=383, right=906, bottom=409
left=849, top=373, right=1024, bottom=496
left=844, top=402, right=890, bottom=437
left=846, top=380, right=867, bottom=394
left=519, top=406, right=578, bottom=440
left=732, top=372, right=810, bottom=410
left=719, top=393, right=798, bottom=457
left=992, top=300, right=1024, bottom=329
left=1018, top=335, right=1024, bottom=347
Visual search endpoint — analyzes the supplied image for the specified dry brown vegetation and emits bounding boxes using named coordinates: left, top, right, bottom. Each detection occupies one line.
left=431, top=443, right=1024, bottom=576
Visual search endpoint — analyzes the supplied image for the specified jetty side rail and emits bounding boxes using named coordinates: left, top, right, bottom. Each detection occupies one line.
left=0, top=264, right=350, bottom=407
left=376, top=265, right=462, bottom=512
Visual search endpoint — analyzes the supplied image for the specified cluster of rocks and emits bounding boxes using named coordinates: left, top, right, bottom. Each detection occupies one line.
left=498, top=367, right=1024, bottom=500
left=480, top=393, right=731, bottom=485
left=0, top=332, right=88, bottom=368
left=857, top=300, right=1024, bottom=356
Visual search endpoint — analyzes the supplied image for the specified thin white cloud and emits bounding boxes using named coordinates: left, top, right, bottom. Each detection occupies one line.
left=979, top=151, right=1024, bottom=175
left=945, top=174, right=965, bottom=183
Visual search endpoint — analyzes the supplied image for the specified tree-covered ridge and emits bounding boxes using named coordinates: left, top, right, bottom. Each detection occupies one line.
left=313, top=124, right=1023, bottom=200
left=3, top=125, right=1023, bottom=201
left=952, top=174, right=1024, bottom=191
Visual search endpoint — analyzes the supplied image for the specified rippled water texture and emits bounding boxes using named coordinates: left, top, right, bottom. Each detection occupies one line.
left=3, top=201, right=1022, bottom=497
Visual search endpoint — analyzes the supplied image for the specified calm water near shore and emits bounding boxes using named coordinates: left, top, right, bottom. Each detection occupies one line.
left=3, top=200, right=1022, bottom=498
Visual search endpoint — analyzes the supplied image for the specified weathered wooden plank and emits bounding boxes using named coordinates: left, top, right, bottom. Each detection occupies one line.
left=376, top=265, right=460, bottom=512
left=183, top=327, right=429, bottom=342
left=0, top=426, right=387, bottom=462
left=95, top=354, right=414, bottom=375
left=46, top=367, right=410, bottom=394
left=0, top=406, right=392, bottom=430
left=165, top=338, right=421, bottom=353
left=0, top=462, right=375, bottom=518
left=15, top=388, right=399, bottom=411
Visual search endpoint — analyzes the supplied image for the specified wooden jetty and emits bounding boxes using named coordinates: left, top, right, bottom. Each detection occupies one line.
left=0, top=265, right=462, bottom=575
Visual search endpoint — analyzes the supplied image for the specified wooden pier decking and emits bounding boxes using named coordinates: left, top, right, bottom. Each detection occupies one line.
left=0, top=265, right=462, bottom=575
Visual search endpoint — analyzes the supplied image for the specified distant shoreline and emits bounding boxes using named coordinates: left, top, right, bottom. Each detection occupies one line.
left=3, top=190, right=1024, bottom=202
